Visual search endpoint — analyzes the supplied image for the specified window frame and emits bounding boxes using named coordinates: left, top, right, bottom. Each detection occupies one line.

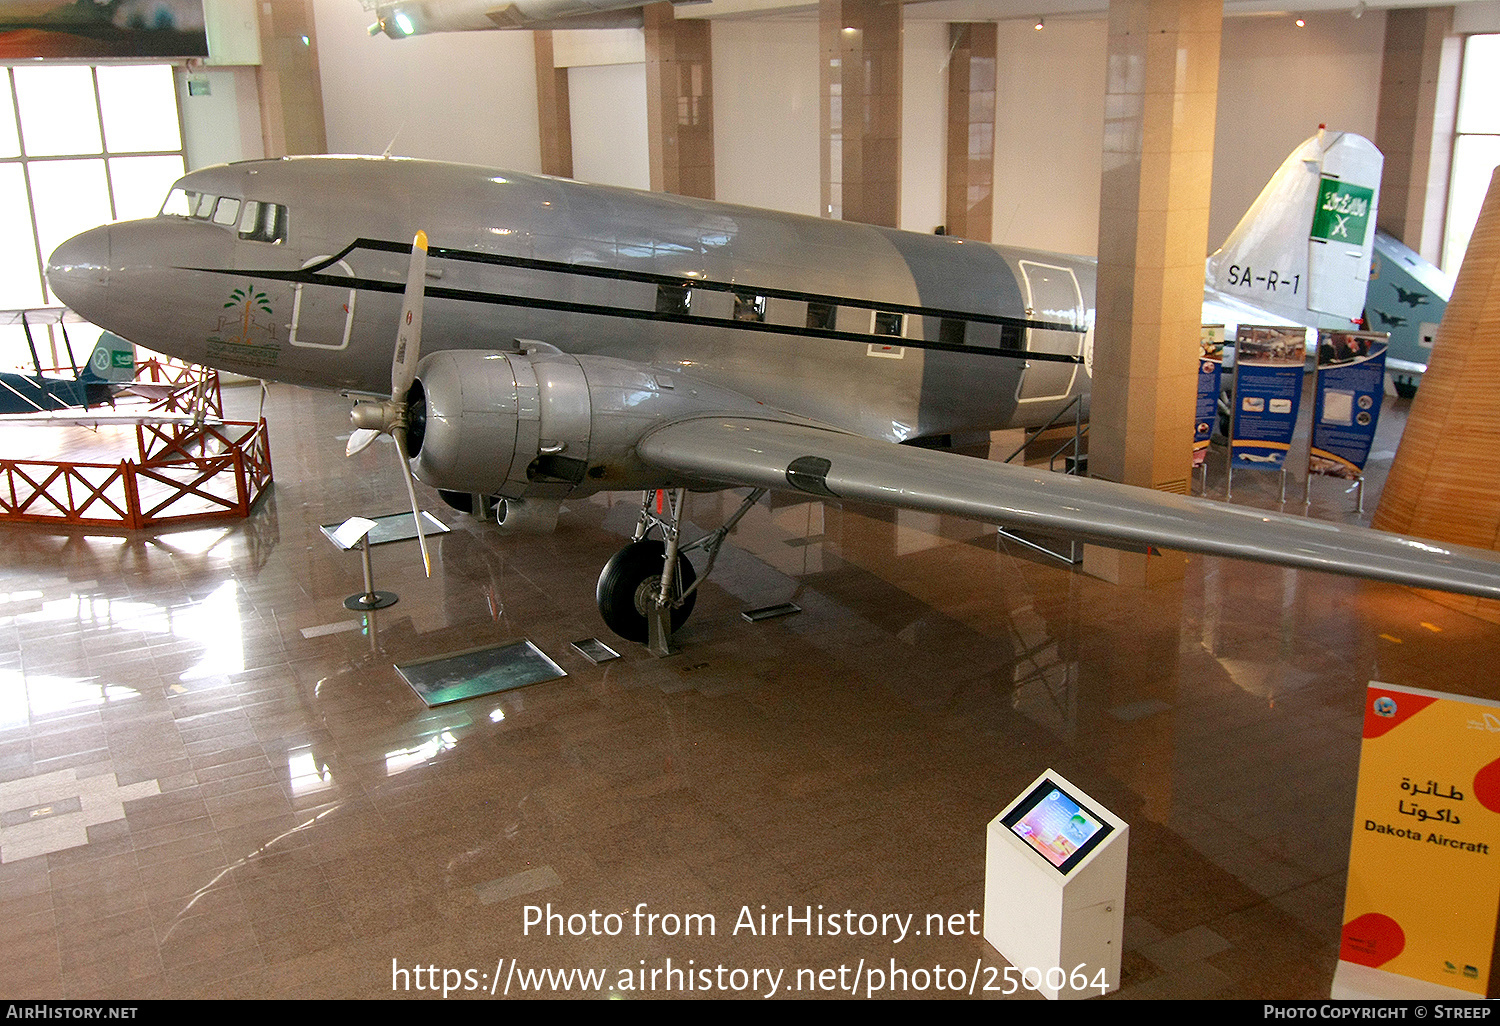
left=0, top=63, right=188, bottom=356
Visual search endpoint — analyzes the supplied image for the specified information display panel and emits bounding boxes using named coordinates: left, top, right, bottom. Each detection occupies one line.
left=1001, top=777, right=1115, bottom=876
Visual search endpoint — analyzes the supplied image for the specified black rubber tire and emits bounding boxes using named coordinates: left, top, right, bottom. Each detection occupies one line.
left=596, top=540, right=698, bottom=643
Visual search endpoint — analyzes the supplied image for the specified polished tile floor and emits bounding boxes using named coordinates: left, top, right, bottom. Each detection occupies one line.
left=1, top=382, right=1497, bottom=1000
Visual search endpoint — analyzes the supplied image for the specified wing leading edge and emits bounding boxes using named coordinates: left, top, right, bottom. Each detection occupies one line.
left=637, top=417, right=1500, bottom=601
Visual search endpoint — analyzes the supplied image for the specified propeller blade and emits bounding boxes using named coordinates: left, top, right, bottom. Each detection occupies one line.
left=346, top=427, right=380, bottom=457
left=391, top=229, right=428, bottom=401
left=392, top=426, right=431, bottom=578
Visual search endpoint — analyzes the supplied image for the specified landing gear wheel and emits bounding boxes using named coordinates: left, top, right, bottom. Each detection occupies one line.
left=596, top=540, right=697, bottom=643
left=1394, top=377, right=1418, bottom=399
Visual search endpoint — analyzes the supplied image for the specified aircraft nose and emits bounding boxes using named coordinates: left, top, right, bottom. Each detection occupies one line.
left=47, top=224, right=112, bottom=321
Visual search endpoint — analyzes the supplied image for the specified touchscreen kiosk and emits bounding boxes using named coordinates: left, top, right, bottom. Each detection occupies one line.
left=984, top=769, right=1128, bottom=999
left=1002, top=777, right=1115, bottom=875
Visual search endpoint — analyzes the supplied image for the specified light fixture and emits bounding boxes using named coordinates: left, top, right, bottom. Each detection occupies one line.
left=1352, top=1, right=1366, bottom=18
left=1295, top=17, right=1306, bottom=27
left=1034, top=17, right=1044, bottom=30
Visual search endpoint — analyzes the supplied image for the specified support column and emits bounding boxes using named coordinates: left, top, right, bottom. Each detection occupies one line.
left=820, top=0, right=902, bottom=226
left=1084, top=0, right=1222, bottom=587
left=1374, top=169, right=1500, bottom=623
left=945, top=23, right=996, bottom=241
left=644, top=3, right=715, bottom=199
left=534, top=31, right=574, bottom=179
left=255, top=0, right=327, bottom=157
left=1374, top=6, right=1461, bottom=264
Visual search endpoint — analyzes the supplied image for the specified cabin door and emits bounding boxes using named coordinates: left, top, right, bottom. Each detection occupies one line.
left=1015, top=261, right=1084, bottom=404
left=288, top=255, right=359, bottom=351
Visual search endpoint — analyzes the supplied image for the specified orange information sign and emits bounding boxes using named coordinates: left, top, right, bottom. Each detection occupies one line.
left=1340, top=683, right=1500, bottom=996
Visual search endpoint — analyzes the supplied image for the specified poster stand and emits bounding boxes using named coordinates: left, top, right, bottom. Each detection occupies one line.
left=1334, top=683, right=1500, bottom=998
left=1303, top=472, right=1365, bottom=515
left=1226, top=463, right=1288, bottom=504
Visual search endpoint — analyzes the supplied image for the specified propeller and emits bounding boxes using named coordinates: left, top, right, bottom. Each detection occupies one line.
left=347, top=230, right=432, bottom=577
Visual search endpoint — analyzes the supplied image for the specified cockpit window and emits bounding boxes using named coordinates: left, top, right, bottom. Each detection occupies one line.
left=159, top=187, right=281, bottom=240
left=211, top=196, right=240, bottom=227
left=237, top=200, right=288, bottom=244
left=161, top=188, right=192, bottom=217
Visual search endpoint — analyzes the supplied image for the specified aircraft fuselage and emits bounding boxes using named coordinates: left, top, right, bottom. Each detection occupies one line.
left=49, top=156, right=1093, bottom=445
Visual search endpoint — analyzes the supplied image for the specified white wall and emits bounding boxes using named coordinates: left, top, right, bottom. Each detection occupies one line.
left=979, top=12, right=1384, bottom=259
left=712, top=20, right=821, bottom=215
left=312, top=0, right=541, bottom=169
left=299, top=7, right=1389, bottom=263
left=1210, top=12, right=1386, bottom=249
left=900, top=20, right=948, bottom=234
left=177, top=66, right=264, bottom=170
left=991, top=19, right=1108, bottom=257
left=568, top=62, right=650, bottom=189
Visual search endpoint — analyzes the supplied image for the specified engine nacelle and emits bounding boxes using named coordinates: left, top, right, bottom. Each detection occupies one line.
left=407, top=348, right=763, bottom=501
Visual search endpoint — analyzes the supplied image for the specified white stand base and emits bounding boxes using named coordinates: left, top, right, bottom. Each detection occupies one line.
left=1330, top=960, right=1485, bottom=1001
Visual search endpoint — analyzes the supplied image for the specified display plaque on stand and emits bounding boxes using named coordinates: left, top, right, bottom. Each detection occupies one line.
left=320, top=511, right=449, bottom=611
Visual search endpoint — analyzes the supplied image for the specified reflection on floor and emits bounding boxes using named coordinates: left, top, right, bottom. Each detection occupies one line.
left=0, top=382, right=1495, bottom=1000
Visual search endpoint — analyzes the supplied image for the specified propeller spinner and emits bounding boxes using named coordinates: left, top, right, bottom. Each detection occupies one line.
left=347, top=230, right=432, bottom=576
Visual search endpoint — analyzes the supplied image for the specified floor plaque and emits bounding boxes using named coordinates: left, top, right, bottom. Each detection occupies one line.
left=396, top=640, right=566, bottom=706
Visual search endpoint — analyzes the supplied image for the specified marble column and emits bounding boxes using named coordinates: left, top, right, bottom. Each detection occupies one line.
left=644, top=3, right=715, bottom=199
left=1373, top=6, right=1461, bottom=264
left=820, top=0, right=902, bottom=226
left=533, top=31, right=574, bottom=179
left=255, top=0, right=327, bottom=157
left=944, top=23, right=996, bottom=241
left=1084, top=0, right=1222, bottom=587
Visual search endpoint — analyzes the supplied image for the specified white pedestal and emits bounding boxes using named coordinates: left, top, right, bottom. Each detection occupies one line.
left=982, top=769, right=1128, bottom=999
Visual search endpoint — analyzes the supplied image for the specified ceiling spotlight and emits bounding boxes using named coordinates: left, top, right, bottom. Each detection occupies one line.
left=1295, top=17, right=1306, bottom=27
left=1352, top=1, right=1366, bottom=18
left=1034, top=17, right=1044, bottom=30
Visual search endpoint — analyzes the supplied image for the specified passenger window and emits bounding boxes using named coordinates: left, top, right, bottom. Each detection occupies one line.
left=939, top=319, right=966, bottom=345
left=806, top=301, right=837, bottom=331
left=732, top=290, right=766, bottom=323
left=655, top=283, right=691, bottom=316
left=874, top=311, right=905, bottom=337
left=212, top=197, right=240, bottom=227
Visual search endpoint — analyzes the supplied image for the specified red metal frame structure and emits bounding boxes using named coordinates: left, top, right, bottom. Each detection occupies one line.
left=0, top=362, right=273, bottom=530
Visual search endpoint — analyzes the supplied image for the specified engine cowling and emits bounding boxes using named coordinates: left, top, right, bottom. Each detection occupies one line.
left=406, top=348, right=763, bottom=502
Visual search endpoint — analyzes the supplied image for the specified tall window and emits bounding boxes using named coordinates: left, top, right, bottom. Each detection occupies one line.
left=0, top=64, right=186, bottom=371
left=1443, top=34, right=1500, bottom=276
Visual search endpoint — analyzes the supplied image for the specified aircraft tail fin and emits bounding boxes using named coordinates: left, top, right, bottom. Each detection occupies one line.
left=79, top=331, right=136, bottom=383
left=1206, top=129, right=1382, bottom=324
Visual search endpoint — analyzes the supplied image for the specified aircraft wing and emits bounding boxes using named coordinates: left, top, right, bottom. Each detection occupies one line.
left=112, top=383, right=181, bottom=402
left=0, top=410, right=212, bottom=428
left=637, top=416, right=1500, bottom=600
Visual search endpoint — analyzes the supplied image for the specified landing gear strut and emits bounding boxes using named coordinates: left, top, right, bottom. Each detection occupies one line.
left=595, top=487, right=767, bottom=655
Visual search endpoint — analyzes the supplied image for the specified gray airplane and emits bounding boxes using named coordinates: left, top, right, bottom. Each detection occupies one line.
left=44, top=155, right=1500, bottom=650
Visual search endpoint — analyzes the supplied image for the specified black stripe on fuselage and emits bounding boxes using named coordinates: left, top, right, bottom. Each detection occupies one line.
left=183, top=237, right=1085, bottom=366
